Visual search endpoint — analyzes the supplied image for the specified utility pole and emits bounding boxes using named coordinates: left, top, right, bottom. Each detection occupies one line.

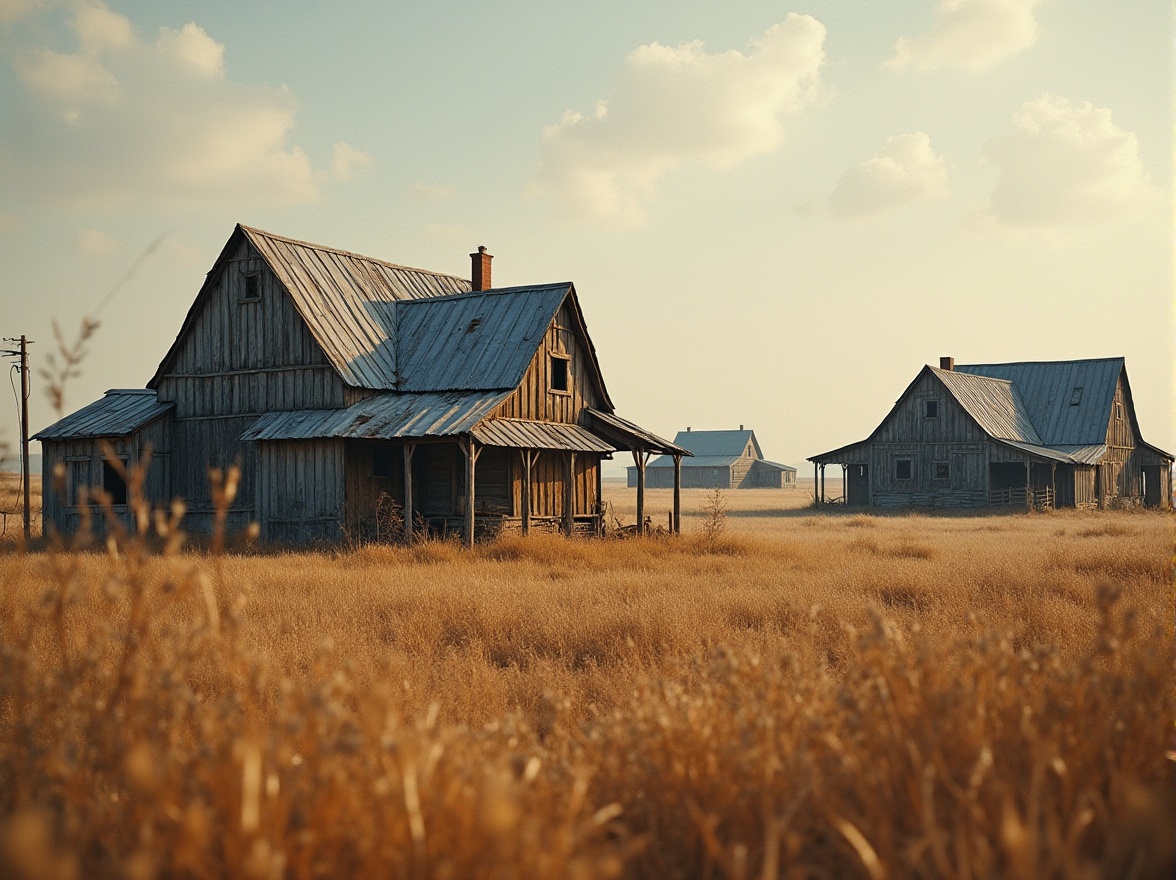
left=2, top=335, right=33, bottom=541
left=20, top=336, right=30, bottom=541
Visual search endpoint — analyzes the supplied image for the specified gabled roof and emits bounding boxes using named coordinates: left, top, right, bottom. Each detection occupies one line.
left=34, top=389, right=173, bottom=441
left=647, top=454, right=742, bottom=469
left=955, top=357, right=1123, bottom=446
left=668, top=429, right=761, bottom=458
left=151, top=225, right=615, bottom=408
left=395, top=284, right=568, bottom=392
left=931, top=368, right=1041, bottom=443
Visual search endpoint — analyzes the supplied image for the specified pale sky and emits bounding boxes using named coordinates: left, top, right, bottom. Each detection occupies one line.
left=0, top=0, right=1171, bottom=473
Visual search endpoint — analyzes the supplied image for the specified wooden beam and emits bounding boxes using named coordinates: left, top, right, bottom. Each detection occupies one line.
left=563, top=452, right=576, bottom=535
left=672, top=454, right=682, bottom=534
left=402, top=441, right=415, bottom=543
left=595, top=455, right=603, bottom=536
left=463, top=437, right=481, bottom=549
left=520, top=449, right=533, bottom=536
left=632, top=449, right=646, bottom=535
left=813, top=462, right=819, bottom=506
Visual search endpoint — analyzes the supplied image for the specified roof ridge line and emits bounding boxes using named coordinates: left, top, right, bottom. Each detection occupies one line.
left=397, top=282, right=573, bottom=304
left=239, top=224, right=469, bottom=284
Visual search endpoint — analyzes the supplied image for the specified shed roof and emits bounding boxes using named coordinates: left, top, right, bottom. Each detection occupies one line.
left=647, top=454, right=742, bottom=469
left=471, top=419, right=615, bottom=453
left=955, top=357, right=1123, bottom=446
left=583, top=409, right=691, bottom=456
left=931, top=368, right=1042, bottom=443
left=34, top=389, right=173, bottom=441
left=669, top=429, right=759, bottom=457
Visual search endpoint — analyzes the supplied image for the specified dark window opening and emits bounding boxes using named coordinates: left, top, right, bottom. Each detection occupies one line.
left=1070, top=387, right=1083, bottom=406
left=934, top=461, right=950, bottom=480
left=242, top=272, right=260, bottom=301
left=1115, top=402, right=1123, bottom=421
left=372, top=447, right=394, bottom=478
left=550, top=356, right=569, bottom=392
left=924, top=399, right=938, bottom=419
left=103, top=459, right=127, bottom=506
left=895, top=459, right=913, bottom=480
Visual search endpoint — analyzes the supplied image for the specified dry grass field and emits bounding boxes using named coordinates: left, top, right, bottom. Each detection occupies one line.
left=1, top=474, right=1173, bottom=878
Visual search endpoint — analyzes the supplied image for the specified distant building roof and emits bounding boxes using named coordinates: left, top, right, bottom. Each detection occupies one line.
left=670, top=429, right=757, bottom=457
left=34, top=389, right=172, bottom=441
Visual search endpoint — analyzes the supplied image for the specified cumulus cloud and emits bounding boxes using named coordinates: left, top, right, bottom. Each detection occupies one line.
left=76, top=227, right=120, bottom=257
left=530, top=14, right=827, bottom=227
left=0, top=0, right=41, bottom=25
left=3, top=2, right=369, bottom=211
left=887, top=0, right=1044, bottom=72
left=971, top=94, right=1157, bottom=232
left=330, top=142, right=373, bottom=181
left=828, top=132, right=948, bottom=219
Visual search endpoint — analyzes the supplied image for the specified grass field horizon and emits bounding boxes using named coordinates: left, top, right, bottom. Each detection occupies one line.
left=1, top=471, right=1173, bottom=877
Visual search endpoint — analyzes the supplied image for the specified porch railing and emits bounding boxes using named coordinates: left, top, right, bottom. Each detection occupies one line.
left=988, top=487, right=1054, bottom=510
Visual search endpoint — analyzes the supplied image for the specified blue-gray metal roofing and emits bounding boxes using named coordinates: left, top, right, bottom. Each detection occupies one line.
left=242, top=225, right=472, bottom=390
left=956, top=358, right=1123, bottom=446
left=240, top=391, right=511, bottom=442
left=396, top=284, right=570, bottom=392
left=758, top=459, right=797, bottom=472
left=34, top=390, right=173, bottom=440
left=472, top=419, right=615, bottom=453
left=932, top=368, right=1042, bottom=443
left=648, top=454, right=741, bottom=469
left=670, top=429, right=757, bottom=457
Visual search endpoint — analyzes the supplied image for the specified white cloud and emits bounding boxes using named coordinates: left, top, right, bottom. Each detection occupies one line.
left=330, top=142, right=373, bottom=181
left=0, top=0, right=42, bottom=25
left=887, top=0, right=1044, bottom=72
left=3, top=2, right=363, bottom=211
left=530, top=13, right=827, bottom=228
left=76, top=227, right=121, bottom=257
left=828, top=132, right=948, bottom=219
left=971, top=94, right=1157, bottom=232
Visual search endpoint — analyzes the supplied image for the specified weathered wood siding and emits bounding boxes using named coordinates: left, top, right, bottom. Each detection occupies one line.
left=513, top=450, right=599, bottom=517
left=256, top=440, right=344, bottom=544
left=864, top=372, right=991, bottom=507
left=492, top=302, right=605, bottom=423
left=154, top=236, right=350, bottom=535
left=40, top=417, right=171, bottom=537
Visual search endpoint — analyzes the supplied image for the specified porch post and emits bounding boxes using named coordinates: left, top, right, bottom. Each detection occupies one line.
left=842, top=466, right=847, bottom=504
left=520, top=450, right=533, bottom=536
left=633, top=448, right=646, bottom=534
left=673, top=453, right=682, bottom=534
left=595, top=455, right=603, bottom=535
left=563, top=452, right=576, bottom=535
left=1024, top=461, right=1031, bottom=509
left=820, top=464, right=826, bottom=504
left=1050, top=463, right=1056, bottom=510
left=464, top=437, right=479, bottom=548
left=403, top=442, right=416, bottom=543
left=813, top=462, right=819, bottom=506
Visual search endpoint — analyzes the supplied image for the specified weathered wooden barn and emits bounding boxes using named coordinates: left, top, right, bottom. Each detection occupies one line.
left=626, top=427, right=797, bottom=489
left=36, top=225, right=690, bottom=544
left=809, top=357, right=1172, bottom=509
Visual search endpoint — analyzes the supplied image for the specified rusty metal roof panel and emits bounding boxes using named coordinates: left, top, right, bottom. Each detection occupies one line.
left=34, top=389, right=173, bottom=441
left=240, top=391, right=511, bottom=442
left=932, top=368, right=1042, bottom=443
left=242, top=226, right=471, bottom=390
left=471, top=419, right=616, bottom=453
left=956, top=358, right=1122, bottom=446
left=395, top=284, right=569, bottom=392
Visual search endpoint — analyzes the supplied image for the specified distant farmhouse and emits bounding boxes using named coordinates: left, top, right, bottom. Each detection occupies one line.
left=627, top=427, right=796, bottom=489
left=809, top=357, right=1172, bottom=509
left=36, top=225, right=691, bottom=545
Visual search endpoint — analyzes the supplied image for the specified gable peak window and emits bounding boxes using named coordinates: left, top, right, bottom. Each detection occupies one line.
left=241, top=271, right=261, bottom=301
left=550, top=355, right=569, bottom=393
left=924, top=399, right=938, bottom=419
left=1070, top=387, right=1083, bottom=406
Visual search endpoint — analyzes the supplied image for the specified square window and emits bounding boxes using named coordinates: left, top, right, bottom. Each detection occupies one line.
left=934, top=461, right=950, bottom=480
left=242, top=271, right=260, bottom=301
left=1070, top=387, right=1083, bottom=406
left=895, top=459, right=913, bottom=480
left=372, top=447, right=394, bottom=478
left=103, top=459, right=127, bottom=506
left=924, top=399, right=938, bottom=419
left=550, top=356, right=569, bottom=393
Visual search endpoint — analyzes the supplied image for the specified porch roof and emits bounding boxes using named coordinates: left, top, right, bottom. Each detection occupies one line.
left=583, top=408, right=691, bottom=456
left=471, top=418, right=615, bottom=453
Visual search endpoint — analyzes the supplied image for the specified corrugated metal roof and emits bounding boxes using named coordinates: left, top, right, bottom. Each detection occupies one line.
left=995, top=439, right=1081, bottom=464
left=34, top=389, right=173, bottom=440
left=758, top=459, right=798, bottom=472
left=669, top=429, right=757, bottom=457
left=241, top=391, right=511, bottom=442
left=242, top=225, right=472, bottom=390
left=932, top=368, right=1042, bottom=443
left=471, top=419, right=615, bottom=453
left=584, top=409, right=692, bottom=455
left=1049, top=444, right=1108, bottom=465
left=956, top=358, right=1123, bottom=446
left=396, top=284, right=569, bottom=392
left=647, top=454, right=741, bottom=469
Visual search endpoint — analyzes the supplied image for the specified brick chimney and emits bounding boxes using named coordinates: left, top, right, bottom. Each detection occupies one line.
left=470, top=246, right=492, bottom=291
left=939, top=356, right=954, bottom=371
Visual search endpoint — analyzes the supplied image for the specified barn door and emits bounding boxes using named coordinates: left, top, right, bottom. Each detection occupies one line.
left=1142, top=465, right=1161, bottom=508
left=846, top=464, right=869, bottom=506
